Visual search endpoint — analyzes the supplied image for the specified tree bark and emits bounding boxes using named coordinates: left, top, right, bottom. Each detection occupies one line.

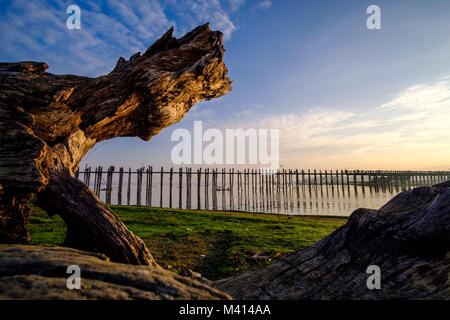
left=0, top=23, right=232, bottom=265
left=0, top=191, right=32, bottom=244
left=37, top=171, right=156, bottom=266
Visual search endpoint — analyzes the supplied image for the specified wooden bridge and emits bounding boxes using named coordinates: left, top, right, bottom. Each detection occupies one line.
left=74, top=166, right=450, bottom=212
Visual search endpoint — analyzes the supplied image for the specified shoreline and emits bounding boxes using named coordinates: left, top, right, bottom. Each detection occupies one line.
left=28, top=204, right=346, bottom=280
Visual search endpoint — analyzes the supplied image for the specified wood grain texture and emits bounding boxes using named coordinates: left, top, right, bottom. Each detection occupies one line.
left=0, top=244, right=231, bottom=300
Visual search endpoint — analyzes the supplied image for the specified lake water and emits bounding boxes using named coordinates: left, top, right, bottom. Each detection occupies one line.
left=81, top=169, right=447, bottom=216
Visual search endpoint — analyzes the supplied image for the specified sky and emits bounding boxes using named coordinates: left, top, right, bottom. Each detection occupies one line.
left=1, top=0, right=450, bottom=170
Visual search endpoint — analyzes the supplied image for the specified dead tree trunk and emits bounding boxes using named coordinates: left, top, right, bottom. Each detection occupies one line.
left=37, top=171, right=156, bottom=266
left=0, top=24, right=232, bottom=265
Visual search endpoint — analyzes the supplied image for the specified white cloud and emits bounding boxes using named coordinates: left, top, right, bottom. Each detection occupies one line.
left=380, top=76, right=450, bottom=111
left=253, top=1, right=272, bottom=11
left=0, top=0, right=175, bottom=76
left=211, top=11, right=237, bottom=41
left=228, top=0, right=245, bottom=12
left=198, top=76, right=450, bottom=169
left=0, top=0, right=241, bottom=77
left=176, top=0, right=237, bottom=41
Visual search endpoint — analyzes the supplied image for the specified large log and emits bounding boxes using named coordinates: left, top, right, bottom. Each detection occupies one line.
left=0, top=244, right=231, bottom=300
left=0, top=24, right=232, bottom=265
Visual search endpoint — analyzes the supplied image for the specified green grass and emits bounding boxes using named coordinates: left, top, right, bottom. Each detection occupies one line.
left=28, top=205, right=346, bottom=280
left=28, top=207, right=67, bottom=246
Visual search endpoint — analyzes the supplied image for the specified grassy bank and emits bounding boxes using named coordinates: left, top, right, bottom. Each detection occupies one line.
left=29, top=206, right=346, bottom=280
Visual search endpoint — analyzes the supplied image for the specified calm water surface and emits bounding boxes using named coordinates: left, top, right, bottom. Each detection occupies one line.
left=87, top=172, right=439, bottom=216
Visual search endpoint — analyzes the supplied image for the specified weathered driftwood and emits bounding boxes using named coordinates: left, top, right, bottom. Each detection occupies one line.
left=0, top=244, right=231, bottom=300
left=0, top=24, right=232, bottom=265
left=214, top=182, right=450, bottom=299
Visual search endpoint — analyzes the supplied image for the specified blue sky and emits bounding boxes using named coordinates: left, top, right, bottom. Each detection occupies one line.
left=1, top=0, right=450, bottom=170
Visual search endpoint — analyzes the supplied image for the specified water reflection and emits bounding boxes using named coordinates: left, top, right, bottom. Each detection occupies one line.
left=78, top=168, right=449, bottom=217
